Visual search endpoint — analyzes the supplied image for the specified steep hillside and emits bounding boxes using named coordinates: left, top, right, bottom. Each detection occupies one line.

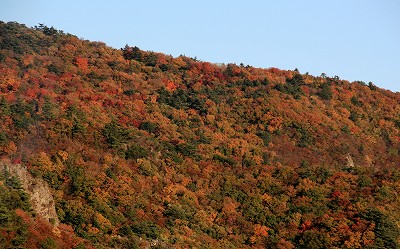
left=0, top=21, right=399, bottom=248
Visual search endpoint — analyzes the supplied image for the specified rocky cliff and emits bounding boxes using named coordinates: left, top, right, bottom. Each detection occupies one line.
left=1, top=161, right=59, bottom=226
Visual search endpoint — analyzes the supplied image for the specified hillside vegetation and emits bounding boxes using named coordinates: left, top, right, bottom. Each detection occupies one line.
left=0, top=21, right=400, bottom=248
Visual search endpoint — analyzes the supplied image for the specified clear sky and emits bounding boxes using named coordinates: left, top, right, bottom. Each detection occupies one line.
left=1, top=0, right=399, bottom=92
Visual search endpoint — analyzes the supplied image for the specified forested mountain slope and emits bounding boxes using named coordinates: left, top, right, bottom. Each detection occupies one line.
left=0, top=21, right=399, bottom=248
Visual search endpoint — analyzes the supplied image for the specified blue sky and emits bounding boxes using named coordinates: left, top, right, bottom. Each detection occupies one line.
left=1, top=0, right=399, bottom=92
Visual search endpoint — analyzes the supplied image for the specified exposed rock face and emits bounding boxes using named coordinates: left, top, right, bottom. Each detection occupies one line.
left=346, top=153, right=355, bottom=168
left=1, top=161, right=59, bottom=226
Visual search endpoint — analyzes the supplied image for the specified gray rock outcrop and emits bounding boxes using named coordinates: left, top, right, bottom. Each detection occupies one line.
left=1, top=161, right=59, bottom=226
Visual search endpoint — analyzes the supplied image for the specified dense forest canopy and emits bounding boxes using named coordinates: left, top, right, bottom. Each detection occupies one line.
left=0, top=21, right=399, bottom=248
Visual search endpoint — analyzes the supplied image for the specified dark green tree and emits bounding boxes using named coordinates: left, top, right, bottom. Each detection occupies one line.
left=122, top=45, right=142, bottom=62
left=361, top=209, right=400, bottom=249
left=318, top=82, right=333, bottom=100
left=103, top=120, right=130, bottom=148
left=125, top=144, right=149, bottom=160
left=275, top=74, right=304, bottom=99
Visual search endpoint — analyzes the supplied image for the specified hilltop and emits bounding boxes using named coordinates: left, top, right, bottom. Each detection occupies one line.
left=0, top=21, right=399, bottom=248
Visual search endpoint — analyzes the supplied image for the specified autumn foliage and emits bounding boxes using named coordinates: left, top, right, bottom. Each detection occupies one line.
left=0, top=21, right=399, bottom=248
